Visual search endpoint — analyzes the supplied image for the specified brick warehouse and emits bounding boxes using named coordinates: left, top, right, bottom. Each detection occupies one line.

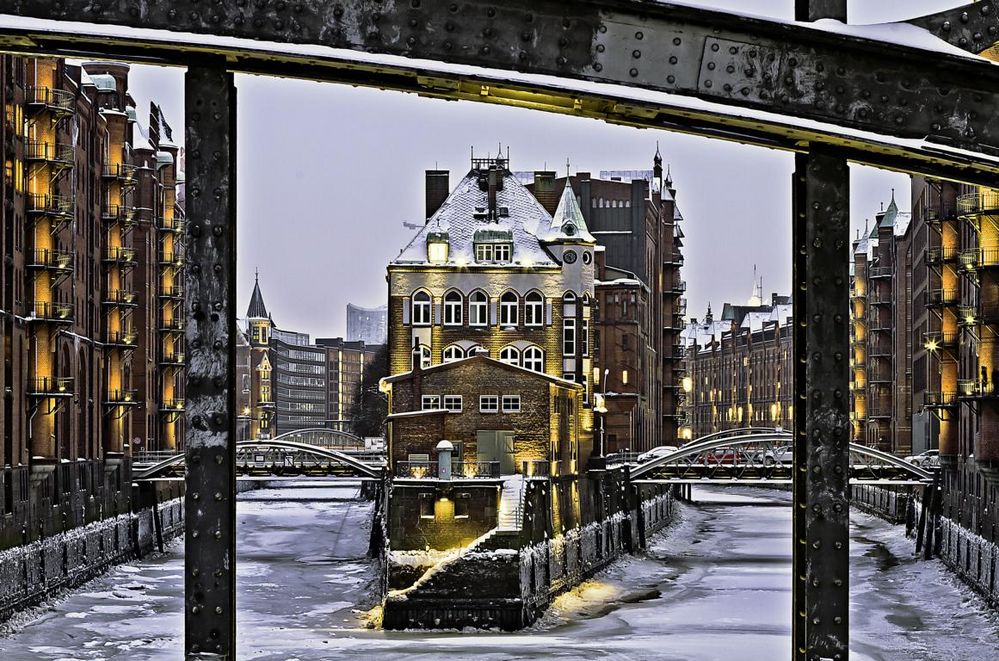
left=0, top=57, right=185, bottom=553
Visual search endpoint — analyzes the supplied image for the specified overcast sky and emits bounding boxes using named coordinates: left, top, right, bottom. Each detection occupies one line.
left=118, top=0, right=958, bottom=336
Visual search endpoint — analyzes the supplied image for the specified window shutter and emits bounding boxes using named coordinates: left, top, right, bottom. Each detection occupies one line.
left=434, top=302, right=442, bottom=325
left=545, top=302, right=553, bottom=325
left=490, top=301, right=498, bottom=325
left=402, top=298, right=411, bottom=325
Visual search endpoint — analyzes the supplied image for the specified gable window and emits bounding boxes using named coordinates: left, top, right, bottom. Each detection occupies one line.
left=443, top=395, right=463, bottom=412
left=502, top=395, right=521, bottom=413
left=523, top=346, right=544, bottom=373
left=480, top=395, right=499, bottom=413
left=442, top=345, right=464, bottom=363
left=500, top=292, right=518, bottom=326
left=475, top=243, right=512, bottom=263
left=469, top=291, right=488, bottom=326
left=412, top=291, right=431, bottom=326
left=444, top=290, right=462, bottom=325
left=525, top=292, right=544, bottom=327
left=422, top=395, right=441, bottom=410
left=499, top=346, right=520, bottom=366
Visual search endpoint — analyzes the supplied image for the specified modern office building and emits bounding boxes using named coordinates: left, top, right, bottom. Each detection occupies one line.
left=346, top=303, right=387, bottom=345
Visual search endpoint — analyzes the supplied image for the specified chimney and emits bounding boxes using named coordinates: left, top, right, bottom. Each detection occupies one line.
left=487, top=165, right=502, bottom=220
left=532, top=171, right=558, bottom=215
left=425, top=170, right=450, bottom=222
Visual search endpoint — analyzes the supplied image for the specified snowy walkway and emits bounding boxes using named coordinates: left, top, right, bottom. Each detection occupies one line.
left=2, top=485, right=998, bottom=660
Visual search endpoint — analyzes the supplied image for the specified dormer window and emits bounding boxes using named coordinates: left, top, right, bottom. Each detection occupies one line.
left=476, top=243, right=511, bottom=263
left=427, top=231, right=449, bottom=264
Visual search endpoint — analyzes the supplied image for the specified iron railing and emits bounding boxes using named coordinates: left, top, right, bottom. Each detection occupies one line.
left=103, top=289, right=138, bottom=306
left=957, top=191, right=999, bottom=216
left=102, top=163, right=138, bottom=181
left=106, top=389, right=139, bottom=405
left=29, top=301, right=74, bottom=322
left=926, top=246, right=960, bottom=265
left=27, top=193, right=74, bottom=217
left=25, top=86, right=76, bottom=112
left=106, top=330, right=138, bottom=347
left=24, top=141, right=75, bottom=165
left=925, top=288, right=960, bottom=307
left=160, top=317, right=185, bottom=331
left=104, top=246, right=137, bottom=264
left=924, top=391, right=958, bottom=407
left=102, top=204, right=137, bottom=224
left=28, top=248, right=74, bottom=271
left=958, top=379, right=998, bottom=399
left=28, top=376, right=73, bottom=395
left=922, top=330, right=959, bottom=350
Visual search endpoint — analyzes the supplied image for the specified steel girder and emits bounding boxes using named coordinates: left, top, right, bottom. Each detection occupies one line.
left=2, top=2, right=999, bottom=184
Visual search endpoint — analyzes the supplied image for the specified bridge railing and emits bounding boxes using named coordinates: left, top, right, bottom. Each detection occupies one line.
left=394, top=460, right=501, bottom=479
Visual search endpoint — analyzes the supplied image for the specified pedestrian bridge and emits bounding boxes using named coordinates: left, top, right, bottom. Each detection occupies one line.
left=134, top=434, right=385, bottom=480
left=630, top=428, right=934, bottom=486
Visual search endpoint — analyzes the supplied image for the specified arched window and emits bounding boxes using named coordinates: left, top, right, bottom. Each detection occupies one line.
left=411, top=291, right=431, bottom=326
left=499, top=346, right=520, bottom=366
left=500, top=291, right=518, bottom=327
left=466, top=344, right=485, bottom=358
left=443, top=290, right=462, bottom=326
left=442, top=345, right=464, bottom=363
left=411, top=344, right=431, bottom=369
left=523, top=346, right=544, bottom=373
left=525, top=292, right=544, bottom=327
left=563, top=291, right=576, bottom=304
left=469, top=290, right=488, bottom=326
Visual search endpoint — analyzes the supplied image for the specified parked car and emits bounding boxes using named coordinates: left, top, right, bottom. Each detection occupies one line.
left=703, top=448, right=748, bottom=465
left=763, top=446, right=794, bottom=466
left=905, top=449, right=940, bottom=468
left=638, top=446, right=679, bottom=463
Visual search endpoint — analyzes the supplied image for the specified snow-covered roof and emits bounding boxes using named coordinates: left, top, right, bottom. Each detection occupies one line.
left=536, top=180, right=596, bottom=243
left=89, top=74, right=116, bottom=92
left=155, top=150, right=174, bottom=167
left=681, top=319, right=733, bottom=348
left=392, top=168, right=558, bottom=268
left=598, top=170, right=653, bottom=184
left=770, top=304, right=793, bottom=326
left=740, top=311, right=771, bottom=333
left=383, top=353, right=581, bottom=389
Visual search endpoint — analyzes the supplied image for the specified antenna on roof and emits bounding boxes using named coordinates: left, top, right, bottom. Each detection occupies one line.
left=255, top=267, right=259, bottom=283
left=566, top=156, right=571, bottom=178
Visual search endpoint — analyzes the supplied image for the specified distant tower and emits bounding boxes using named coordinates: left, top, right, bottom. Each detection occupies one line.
left=653, top=142, right=663, bottom=188
left=246, top=271, right=275, bottom=439
left=247, top=270, right=272, bottom=347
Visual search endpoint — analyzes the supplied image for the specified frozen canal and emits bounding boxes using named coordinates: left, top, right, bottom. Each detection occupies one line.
left=2, top=482, right=998, bottom=660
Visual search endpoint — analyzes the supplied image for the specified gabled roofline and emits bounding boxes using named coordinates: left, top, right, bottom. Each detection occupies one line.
left=383, top=354, right=582, bottom=389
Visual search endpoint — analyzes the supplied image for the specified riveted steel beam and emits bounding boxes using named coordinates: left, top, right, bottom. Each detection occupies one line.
left=184, top=62, right=237, bottom=660
left=3, top=1, right=999, bottom=161
left=792, top=150, right=851, bottom=661
left=910, top=1, right=999, bottom=55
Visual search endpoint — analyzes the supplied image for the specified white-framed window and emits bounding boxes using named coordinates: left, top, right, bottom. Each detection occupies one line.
left=412, top=291, right=432, bottom=326
left=469, top=291, right=488, bottom=326
left=443, top=395, right=463, bottom=412
left=499, top=346, right=519, bottom=366
left=582, top=319, right=589, bottom=356
left=563, top=372, right=575, bottom=382
left=525, top=291, right=544, bottom=326
left=442, top=345, right=464, bottom=363
left=501, top=395, right=521, bottom=413
left=466, top=344, right=485, bottom=358
left=563, top=318, right=576, bottom=356
left=421, top=395, right=441, bottom=410
left=480, top=395, right=499, bottom=413
left=444, top=290, right=462, bottom=325
left=475, top=243, right=512, bottom=263
left=523, top=346, right=544, bottom=373
left=411, top=344, right=431, bottom=369
left=500, top=292, right=518, bottom=326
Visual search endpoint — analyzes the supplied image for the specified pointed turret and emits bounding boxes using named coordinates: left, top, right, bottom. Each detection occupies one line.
left=247, top=270, right=269, bottom=320
left=539, top=180, right=595, bottom=243
left=878, top=189, right=899, bottom=229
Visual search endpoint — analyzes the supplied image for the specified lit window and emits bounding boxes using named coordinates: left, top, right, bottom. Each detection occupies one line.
left=480, top=395, right=499, bottom=413
left=563, top=318, right=576, bottom=356
left=444, top=290, right=462, bottom=325
left=523, top=346, right=544, bottom=373
left=502, top=395, right=521, bottom=413
left=411, top=291, right=431, bottom=326
left=421, top=395, right=441, bottom=410
left=500, top=292, right=518, bottom=326
left=443, top=395, right=463, bottom=412
left=427, top=239, right=449, bottom=264
left=442, top=345, right=464, bottom=363
left=469, top=291, right=488, bottom=326
left=500, top=346, right=520, bottom=366
left=622, top=369, right=629, bottom=385
left=475, top=243, right=513, bottom=263
left=525, top=292, right=544, bottom=326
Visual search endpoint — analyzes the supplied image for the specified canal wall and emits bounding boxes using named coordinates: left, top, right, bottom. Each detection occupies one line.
left=382, top=468, right=678, bottom=631
left=0, top=479, right=185, bottom=622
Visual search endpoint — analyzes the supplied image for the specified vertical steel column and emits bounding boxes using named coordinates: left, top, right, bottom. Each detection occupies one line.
left=184, top=62, right=237, bottom=659
left=792, top=150, right=851, bottom=661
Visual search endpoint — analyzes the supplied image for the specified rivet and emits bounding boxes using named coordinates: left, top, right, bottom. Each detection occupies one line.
left=705, top=80, right=713, bottom=88
left=216, top=606, right=224, bottom=614
left=629, top=68, right=639, bottom=77
left=635, top=31, right=644, bottom=40
left=633, top=49, right=642, bottom=58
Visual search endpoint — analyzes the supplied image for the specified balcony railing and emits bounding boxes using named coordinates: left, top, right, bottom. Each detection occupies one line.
left=24, top=141, right=75, bottom=166
left=924, top=206, right=957, bottom=223
left=393, top=460, right=501, bottom=479
left=106, top=331, right=138, bottom=348
left=25, top=86, right=76, bottom=113
left=28, top=248, right=74, bottom=272
left=160, top=399, right=185, bottom=412
left=102, top=204, right=137, bottom=225
left=27, top=194, right=74, bottom=218
left=158, top=216, right=187, bottom=233
left=160, top=352, right=185, bottom=366
left=103, top=289, right=138, bottom=307
left=28, top=302, right=74, bottom=323
left=957, top=191, right=999, bottom=216
left=103, top=246, right=137, bottom=265
left=957, top=305, right=979, bottom=327
left=922, top=330, right=959, bottom=350
left=925, top=288, right=960, bottom=308
left=28, top=377, right=73, bottom=396
left=868, top=266, right=893, bottom=279
left=868, top=365, right=893, bottom=383
left=958, top=249, right=980, bottom=271
left=868, top=289, right=892, bottom=305
left=924, top=391, right=958, bottom=408
left=160, top=317, right=185, bottom=332
left=159, top=286, right=184, bottom=299
left=158, top=251, right=183, bottom=266
left=105, top=389, right=139, bottom=406
left=869, top=342, right=892, bottom=357
left=663, top=252, right=684, bottom=266
left=926, top=247, right=960, bottom=265
left=102, top=163, right=137, bottom=182
left=868, top=398, right=893, bottom=418
left=958, top=379, right=999, bottom=399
